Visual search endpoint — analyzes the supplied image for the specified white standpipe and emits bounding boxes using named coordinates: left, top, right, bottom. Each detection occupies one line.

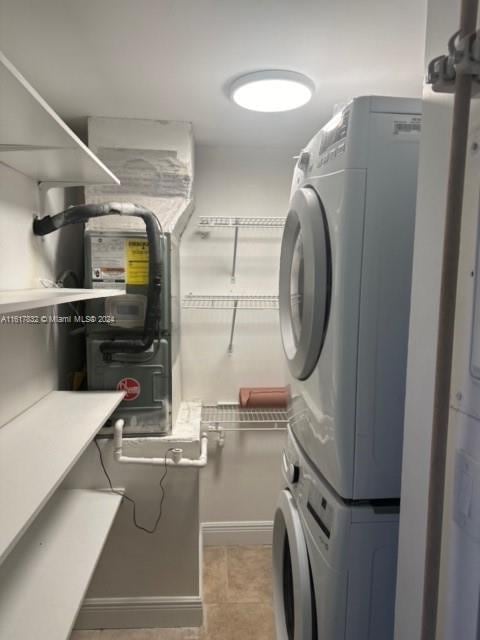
left=113, top=419, right=209, bottom=467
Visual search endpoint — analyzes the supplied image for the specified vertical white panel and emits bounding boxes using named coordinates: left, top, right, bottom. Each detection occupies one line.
left=394, top=1, right=457, bottom=638
left=394, top=1, right=480, bottom=638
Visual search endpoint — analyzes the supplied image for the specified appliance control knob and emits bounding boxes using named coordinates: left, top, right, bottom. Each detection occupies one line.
left=282, top=450, right=300, bottom=484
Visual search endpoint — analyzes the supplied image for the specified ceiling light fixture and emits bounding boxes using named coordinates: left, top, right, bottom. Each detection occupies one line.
left=230, top=70, right=314, bottom=113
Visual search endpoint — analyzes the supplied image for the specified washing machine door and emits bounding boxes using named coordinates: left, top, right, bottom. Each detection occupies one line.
left=273, top=489, right=315, bottom=640
left=279, top=186, right=332, bottom=380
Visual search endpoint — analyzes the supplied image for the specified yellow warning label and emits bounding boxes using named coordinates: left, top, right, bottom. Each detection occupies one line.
left=126, top=239, right=149, bottom=285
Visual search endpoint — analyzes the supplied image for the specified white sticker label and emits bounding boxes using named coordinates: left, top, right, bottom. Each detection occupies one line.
left=91, top=236, right=125, bottom=283
left=392, top=116, right=421, bottom=138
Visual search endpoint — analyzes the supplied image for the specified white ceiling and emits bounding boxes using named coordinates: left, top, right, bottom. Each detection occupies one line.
left=0, top=0, right=427, bottom=149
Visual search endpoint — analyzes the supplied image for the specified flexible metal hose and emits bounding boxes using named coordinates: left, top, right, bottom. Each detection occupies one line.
left=33, top=202, right=163, bottom=360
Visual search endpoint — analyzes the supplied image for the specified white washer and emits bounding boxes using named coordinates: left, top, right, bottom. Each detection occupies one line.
left=279, top=96, right=421, bottom=500
left=273, top=427, right=400, bottom=640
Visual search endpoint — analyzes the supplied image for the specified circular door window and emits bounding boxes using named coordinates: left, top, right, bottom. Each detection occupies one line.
left=279, top=187, right=332, bottom=380
left=273, top=490, right=313, bottom=640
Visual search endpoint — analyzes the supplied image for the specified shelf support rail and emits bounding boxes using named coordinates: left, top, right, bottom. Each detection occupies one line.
left=228, top=298, right=239, bottom=354
left=231, top=225, right=240, bottom=282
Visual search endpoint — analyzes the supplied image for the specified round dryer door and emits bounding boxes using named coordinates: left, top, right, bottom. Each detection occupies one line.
left=273, top=490, right=314, bottom=640
left=279, top=186, right=332, bottom=380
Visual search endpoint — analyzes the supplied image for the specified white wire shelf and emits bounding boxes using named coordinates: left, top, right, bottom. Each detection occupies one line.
left=182, top=294, right=279, bottom=310
left=183, top=295, right=279, bottom=352
left=202, top=404, right=288, bottom=424
left=198, top=216, right=286, bottom=228
left=202, top=404, right=288, bottom=433
left=198, top=216, right=285, bottom=282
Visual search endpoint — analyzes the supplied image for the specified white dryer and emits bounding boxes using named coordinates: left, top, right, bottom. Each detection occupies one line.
left=273, top=427, right=399, bottom=640
left=279, top=96, right=421, bottom=500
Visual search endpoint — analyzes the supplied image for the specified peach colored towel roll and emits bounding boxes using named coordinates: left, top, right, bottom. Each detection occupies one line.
left=239, top=386, right=290, bottom=409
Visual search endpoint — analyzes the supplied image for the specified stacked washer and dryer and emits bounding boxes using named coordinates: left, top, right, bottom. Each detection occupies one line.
left=273, top=96, right=422, bottom=639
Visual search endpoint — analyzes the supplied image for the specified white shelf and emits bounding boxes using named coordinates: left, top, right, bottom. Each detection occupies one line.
left=198, top=216, right=285, bottom=282
left=202, top=403, right=288, bottom=425
left=183, top=294, right=279, bottom=353
left=0, top=287, right=124, bottom=314
left=0, top=489, right=122, bottom=640
left=0, top=51, right=120, bottom=185
left=0, top=390, right=124, bottom=565
left=198, top=216, right=286, bottom=228
left=182, top=294, right=279, bottom=310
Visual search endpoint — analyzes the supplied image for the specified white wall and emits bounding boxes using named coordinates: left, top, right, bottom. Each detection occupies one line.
left=180, top=144, right=295, bottom=531
left=65, top=439, right=201, bottom=629
left=0, top=162, right=78, bottom=425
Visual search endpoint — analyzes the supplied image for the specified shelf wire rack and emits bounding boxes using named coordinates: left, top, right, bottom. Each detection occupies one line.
left=198, top=216, right=286, bottom=229
left=182, top=294, right=279, bottom=310
left=182, top=294, right=279, bottom=352
left=197, top=216, right=286, bottom=282
left=201, top=403, right=289, bottom=433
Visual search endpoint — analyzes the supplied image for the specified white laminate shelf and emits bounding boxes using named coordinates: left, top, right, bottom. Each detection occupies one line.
left=0, top=51, right=119, bottom=186
left=182, top=294, right=279, bottom=310
left=0, top=287, right=124, bottom=314
left=0, top=489, right=122, bottom=640
left=0, top=390, right=124, bottom=565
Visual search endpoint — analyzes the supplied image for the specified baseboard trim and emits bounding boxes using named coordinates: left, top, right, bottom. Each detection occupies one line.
left=202, top=520, right=274, bottom=546
left=74, top=595, right=203, bottom=630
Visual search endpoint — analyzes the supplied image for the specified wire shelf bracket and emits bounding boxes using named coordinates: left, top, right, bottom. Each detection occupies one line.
left=198, top=216, right=285, bottom=282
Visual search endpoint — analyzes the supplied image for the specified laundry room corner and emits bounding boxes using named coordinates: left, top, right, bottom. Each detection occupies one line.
left=8, top=0, right=479, bottom=638
left=180, top=144, right=294, bottom=545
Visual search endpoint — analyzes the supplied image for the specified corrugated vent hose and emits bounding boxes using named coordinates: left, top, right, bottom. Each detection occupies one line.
left=33, top=202, right=163, bottom=361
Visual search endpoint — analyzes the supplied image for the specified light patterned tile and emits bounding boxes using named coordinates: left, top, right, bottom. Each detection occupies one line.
left=226, top=546, right=273, bottom=604
left=201, top=604, right=275, bottom=640
left=203, top=546, right=228, bottom=604
left=71, top=545, right=274, bottom=640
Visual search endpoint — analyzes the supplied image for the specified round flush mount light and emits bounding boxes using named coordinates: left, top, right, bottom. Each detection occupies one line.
left=230, top=70, right=314, bottom=113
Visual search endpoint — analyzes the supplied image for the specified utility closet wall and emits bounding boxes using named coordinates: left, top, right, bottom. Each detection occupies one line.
left=180, top=144, right=294, bottom=544
left=0, top=163, right=81, bottom=426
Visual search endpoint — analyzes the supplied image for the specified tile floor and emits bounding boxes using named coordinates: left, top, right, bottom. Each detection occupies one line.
left=71, top=545, right=275, bottom=640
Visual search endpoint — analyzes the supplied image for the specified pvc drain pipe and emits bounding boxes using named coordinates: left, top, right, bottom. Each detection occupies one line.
left=113, top=419, right=209, bottom=467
